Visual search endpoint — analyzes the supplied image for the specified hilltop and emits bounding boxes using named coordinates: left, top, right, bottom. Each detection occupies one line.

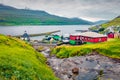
left=0, top=4, right=93, bottom=26
left=0, top=34, right=59, bottom=80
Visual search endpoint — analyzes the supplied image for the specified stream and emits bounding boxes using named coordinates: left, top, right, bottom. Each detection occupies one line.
left=39, top=47, right=120, bottom=80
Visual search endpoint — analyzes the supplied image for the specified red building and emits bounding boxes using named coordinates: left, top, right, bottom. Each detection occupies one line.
left=70, top=32, right=107, bottom=44
left=107, top=32, right=114, bottom=38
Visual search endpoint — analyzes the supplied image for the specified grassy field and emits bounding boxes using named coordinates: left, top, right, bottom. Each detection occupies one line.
left=0, top=34, right=59, bottom=80
left=52, top=39, right=120, bottom=59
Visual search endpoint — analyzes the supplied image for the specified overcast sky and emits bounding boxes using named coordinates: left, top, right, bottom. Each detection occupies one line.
left=0, top=0, right=120, bottom=21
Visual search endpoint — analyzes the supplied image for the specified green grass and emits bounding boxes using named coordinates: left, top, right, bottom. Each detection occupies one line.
left=52, top=39, right=120, bottom=59
left=0, top=34, right=59, bottom=80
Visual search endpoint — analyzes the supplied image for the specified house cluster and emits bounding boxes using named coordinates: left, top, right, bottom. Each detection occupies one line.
left=20, top=27, right=120, bottom=45
left=105, top=26, right=120, bottom=38
left=70, top=26, right=120, bottom=45
left=69, top=32, right=107, bottom=45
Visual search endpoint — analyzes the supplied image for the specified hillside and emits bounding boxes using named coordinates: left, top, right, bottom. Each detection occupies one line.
left=0, top=34, right=59, bottom=80
left=0, top=4, right=93, bottom=26
left=101, top=16, right=120, bottom=28
left=52, top=39, right=120, bottom=59
left=90, top=16, right=120, bottom=32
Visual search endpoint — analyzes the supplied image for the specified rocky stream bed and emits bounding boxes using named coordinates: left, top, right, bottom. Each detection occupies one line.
left=40, top=47, right=120, bottom=80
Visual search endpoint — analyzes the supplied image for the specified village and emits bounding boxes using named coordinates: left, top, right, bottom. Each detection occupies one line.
left=20, top=26, right=120, bottom=46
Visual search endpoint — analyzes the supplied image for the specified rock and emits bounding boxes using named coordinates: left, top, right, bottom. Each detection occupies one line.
left=76, top=70, right=98, bottom=80
left=46, top=61, right=50, bottom=65
left=43, top=49, right=120, bottom=80
left=72, top=67, right=79, bottom=75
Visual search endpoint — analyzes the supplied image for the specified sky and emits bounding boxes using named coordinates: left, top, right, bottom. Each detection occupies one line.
left=0, top=0, right=120, bottom=21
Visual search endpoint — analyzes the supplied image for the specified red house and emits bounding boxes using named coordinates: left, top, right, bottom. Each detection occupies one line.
left=107, top=32, right=114, bottom=38
left=70, top=32, right=107, bottom=44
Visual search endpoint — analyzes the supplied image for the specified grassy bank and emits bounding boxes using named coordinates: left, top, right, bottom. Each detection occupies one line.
left=52, top=39, right=120, bottom=59
left=0, top=34, right=59, bottom=80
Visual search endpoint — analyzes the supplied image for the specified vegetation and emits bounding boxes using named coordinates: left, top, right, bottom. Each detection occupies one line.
left=52, top=39, right=120, bottom=59
left=98, top=28, right=105, bottom=32
left=0, top=34, right=59, bottom=80
left=0, top=4, right=93, bottom=26
left=90, top=16, right=120, bottom=32
left=101, top=16, right=120, bottom=28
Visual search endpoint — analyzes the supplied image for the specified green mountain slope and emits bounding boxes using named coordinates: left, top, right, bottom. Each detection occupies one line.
left=90, top=16, right=120, bottom=32
left=0, top=4, right=93, bottom=26
left=0, top=34, right=59, bottom=80
left=100, top=16, right=120, bottom=28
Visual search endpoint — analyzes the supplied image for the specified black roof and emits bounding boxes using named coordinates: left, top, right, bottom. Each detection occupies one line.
left=22, top=32, right=29, bottom=38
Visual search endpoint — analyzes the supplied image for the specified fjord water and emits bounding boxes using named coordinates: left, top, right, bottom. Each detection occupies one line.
left=0, top=25, right=91, bottom=40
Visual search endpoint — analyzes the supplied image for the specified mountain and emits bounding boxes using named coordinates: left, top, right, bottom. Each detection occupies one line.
left=94, top=20, right=109, bottom=25
left=0, top=4, right=93, bottom=26
left=99, top=15, right=120, bottom=28
left=90, top=16, right=120, bottom=33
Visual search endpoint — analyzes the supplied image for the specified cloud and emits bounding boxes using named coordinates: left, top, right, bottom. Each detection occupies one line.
left=0, top=0, right=120, bottom=21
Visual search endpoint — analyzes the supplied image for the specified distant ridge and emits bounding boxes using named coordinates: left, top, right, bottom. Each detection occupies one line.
left=94, top=20, right=109, bottom=25
left=0, top=4, right=93, bottom=26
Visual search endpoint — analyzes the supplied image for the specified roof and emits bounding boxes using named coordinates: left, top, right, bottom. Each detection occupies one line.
left=22, top=33, right=30, bottom=38
left=70, top=33, right=82, bottom=36
left=71, top=32, right=107, bottom=38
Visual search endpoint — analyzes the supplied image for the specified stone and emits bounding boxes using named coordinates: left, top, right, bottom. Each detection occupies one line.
left=72, top=67, right=79, bottom=75
left=41, top=48, right=120, bottom=80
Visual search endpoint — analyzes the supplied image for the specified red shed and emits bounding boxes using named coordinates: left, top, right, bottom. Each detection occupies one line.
left=107, top=32, right=114, bottom=38
left=70, top=32, right=107, bottom=43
